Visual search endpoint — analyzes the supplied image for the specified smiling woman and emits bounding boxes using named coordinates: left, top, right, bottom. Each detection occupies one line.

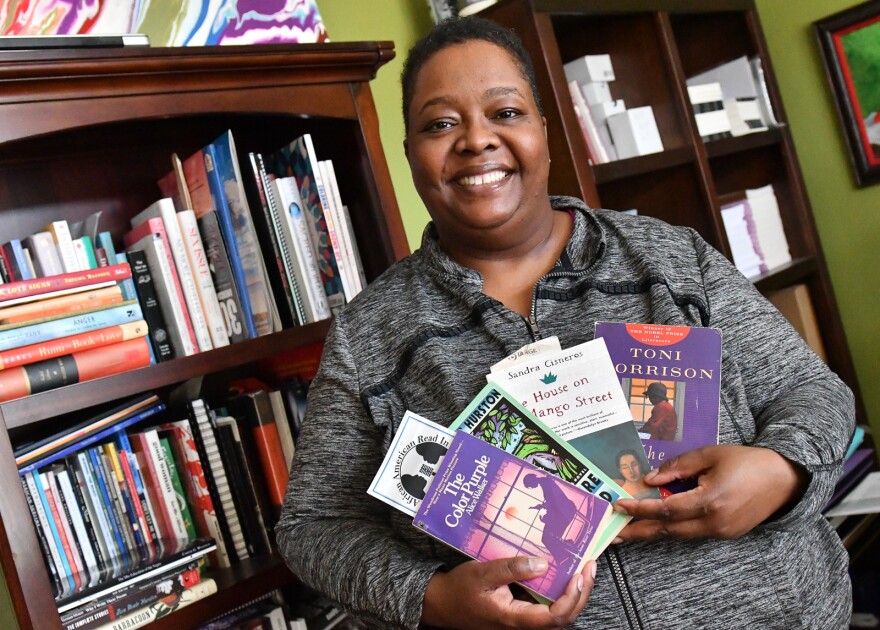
left=276, top=16, right=855, bottom=630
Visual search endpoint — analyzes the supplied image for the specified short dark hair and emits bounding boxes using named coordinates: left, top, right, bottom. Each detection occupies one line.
left=400, top=16, right=543, bottom=131
left=616, top=449, right=642, bottom=466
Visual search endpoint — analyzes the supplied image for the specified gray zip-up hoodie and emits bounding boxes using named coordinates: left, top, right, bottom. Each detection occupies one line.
left=276, top=196, right=854, bottom=629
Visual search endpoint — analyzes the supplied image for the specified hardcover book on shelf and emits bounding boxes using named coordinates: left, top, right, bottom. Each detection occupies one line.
left=486, top=338, right=660, bottom=499
left=126, top=234, right=196, bottom=358
left=0, top=285, right=124, bottom=326
left=25, top=231, right=65, bottom=278
left=209, top=131, right=280, bottom=336
left=264, top=134, right=347, bottom=311
left=367, top=410, right=455, bottom=517
left=244, top=151, right=305, bottom=329
left=44, top=221, right=81, bottom=274
left=269, top=177, right=332, bottom=324
left=594, top=322, right=722, bottom=492
left=0, top=262, right=131, bottom=308
left=0, top=335, right=153, bottom=403
left=124, top=249, right=175, bottom=362
left=131, top=199, right=213, bottom=352
left=413, top=431, right=612, bottom=602
left=125, top=218, right=198, bottom=355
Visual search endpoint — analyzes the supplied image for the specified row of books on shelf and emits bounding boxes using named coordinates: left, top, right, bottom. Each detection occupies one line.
left=719, top=183, right=791, bottom=280
left=15, top=375, right=312, bottom=630
left=686, top=55, right=778, bottom=142
left=0, top=129, right=362, bottom=402
left=369, top=323, right=722, bottom=602
left=564, top=53, right=663, bottom=163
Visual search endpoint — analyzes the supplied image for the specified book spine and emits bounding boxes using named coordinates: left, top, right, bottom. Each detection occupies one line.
left=66, top=456, right=111, bottom=583
left=26, top=231, right=65, bottom=278
left=158, top=435, right=197, bottom=542
left=0, top=336, right=152, bottom=402
left=56, top=467, right=101, bottom=588
left=268, top=390, right=295, bottom=469
left=322, top=160, right=363, bottom=296
left=315, top=160, right=355, bottom=302
left=0, top=320, right=147, bottom=370
left=128, top=435, right=174, bottom=552
left=144, top=431, right=190, bottom=549
left=74, top=452, right=123, bottom=578
left=21, top=474, right=64, bottom=597
left=0, top=285, right=124, bottom=326
left=176, top=209, right=230, bottom=348
left=121, top=449, right=163, bottom=560
left=203, top=144, right=259, bottom=338
left=29, top=471, right=76, bottom=597
left=0, top=301, right=143, bottom=351
left=6, top=240, right=33, bottom=280
left=0, top=262, right=131, bottom=306
left=246, top=392, right=289, bottom=510
left=196, top=210, right=250, bottom=343
left=43, top=470, right=86, bottom=593
left=125, top=249, right=175, bottom=362
left=0, top=247, right=12, bottom=283
left=340, top=203, right=367, bottom=292
left=246, top=152, right=303, bottom=328
left=103, top=444, right=148, bottom=560
left=97, top=450, right=140, bottom=569
left=85, top=449, right=131, bottom=572
left=91, top=578, right=218, bottom=630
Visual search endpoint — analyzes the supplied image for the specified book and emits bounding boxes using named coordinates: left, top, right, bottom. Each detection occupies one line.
left=56, top=466, right=104, bottom=588
left=20, top=474, right=63, bottom=596
left=606, top=106, right=664, bottom=158
left=245, top=151, right=305, bottom=328
left=158, top=436, right=197, bottom=543
left=269, top=176, right=332, bottom=323
left=43, top=469, right=87, bottom=593
left=131, top=199, right=213, bottom=352
left=567, top=80, right=610, bottom=164
left=15, top=393, right=162, bottom=467
left=269, top=390, right=296, bottom=469
left=71, top=453, right=125, bottom=580
left=133, top=430, right=191, bottom=551
left=64, top=455, right=112, bottom=584
left=100, top=445, right=148, bottom=564
left=209, top=131, right=279, bottom=336
left=25, top=231, right=65, bottom=278
left=56, top=538, right=216, bottom=613
left=91, top=578, right=217, bottom=630
left=367, top=410, right=454, bottom=516
left=0, top=336, right=153, bottom=402
left=125, top=220, right=198, bottom=356
left=126, top=234, right=195, bottom=357
left=73, top=236, right=98, bottom=270
left=86, top=448, right=134, bottom=574
left=0, top=285, right=124, bottom=326
left=0, top=262, right=131, bottom=307
left=44, top=220, right=81, bottom=273
left=413, top=431, right=612, bottom=602
left=2, top=239, right=32, bottom=281
left=745, top=184, right=791, bottom=271
left=318, top=159, right=360, bottom=301
left=176, top=209, right=230, bottom=348
left=595, top=322, right=722, bottom=492
left=125, top=249, right=176, bottom=362
left=264, top=134, right=346, bottom=311
left=26, top=470, right=75, bottom=597
left=486, top=338, right=660, bottom=499
left=200, top=144, right=259, bottom=339
left=0, top=34, right=150, bottom=49
left=449, top=382, right=631, bottom=550
left=720, top=198, right=765, bottom=278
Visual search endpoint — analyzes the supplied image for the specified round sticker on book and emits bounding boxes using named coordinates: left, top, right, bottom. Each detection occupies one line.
left=396, top=436, right=451, bottom=505
left=625, top=323, right=691, bottom=346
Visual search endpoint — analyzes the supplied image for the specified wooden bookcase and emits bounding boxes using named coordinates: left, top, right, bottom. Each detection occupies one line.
left=478, top=0, right=866, bottom=421
left=0, top=42, right=408, bottom=629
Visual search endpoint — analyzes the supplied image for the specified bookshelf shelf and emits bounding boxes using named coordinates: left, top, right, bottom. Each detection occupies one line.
left=0, top=43, right=406, bottom=630
left=479, top=0, right=865, bottom=421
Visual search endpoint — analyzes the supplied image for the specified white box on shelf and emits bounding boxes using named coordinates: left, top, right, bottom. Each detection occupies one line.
left=606, top=106, right=664, bottom=159
left=564, top=54, right=615, bottom=84
left=581, top=81, right=613, bottom=106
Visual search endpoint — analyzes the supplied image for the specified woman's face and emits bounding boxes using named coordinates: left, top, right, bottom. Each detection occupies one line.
left=405, top=40, right=550, bottom=244
left=619, top=454, right=642, bottom=483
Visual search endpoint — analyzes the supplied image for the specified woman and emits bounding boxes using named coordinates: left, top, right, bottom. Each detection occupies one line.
left=276, top=16, right=854, bottom=630
left=614, top=449, right=655, bottom=500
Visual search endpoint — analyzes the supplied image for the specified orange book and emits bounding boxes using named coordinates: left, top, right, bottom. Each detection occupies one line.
left=0, top=320, right=148, bottom=370
left=0, top=285, right=123, bottom=325
left=0, top=336, right=152, bottom=402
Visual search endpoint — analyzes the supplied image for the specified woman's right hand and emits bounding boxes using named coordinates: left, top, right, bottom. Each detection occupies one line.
left=421, top=556, right=596, bottom=629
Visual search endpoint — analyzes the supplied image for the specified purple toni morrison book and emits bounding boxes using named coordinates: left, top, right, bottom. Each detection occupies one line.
left=413, top=431, right=611, bottom=602
left=594, top=322, right=722, bottom=492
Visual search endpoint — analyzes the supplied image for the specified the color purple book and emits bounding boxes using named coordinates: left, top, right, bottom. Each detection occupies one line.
left=595, top=322, right=722, bottom=492
left=413, top=431, right=611, bottom=602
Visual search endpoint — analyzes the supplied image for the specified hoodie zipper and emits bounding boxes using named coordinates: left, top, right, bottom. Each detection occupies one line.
left=527, top=267, right=642, bottom=630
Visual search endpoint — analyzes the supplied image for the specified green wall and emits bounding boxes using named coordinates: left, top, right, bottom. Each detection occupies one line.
left=756, top=0, right=880, bottom=435
left=323, top=0, right=880, bottom=434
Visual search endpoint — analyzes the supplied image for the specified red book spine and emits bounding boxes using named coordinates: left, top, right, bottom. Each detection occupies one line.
left=0, top=263, right=131, bottom=304
left=0, top=336, right=152, bottom=402
left=123, top=217, right=197, bottom=352
left=129, top=435, right=174, bottom=547
left=252, top=422, right=289, bottom=508
left=43, top=475, right=84, bottom=593
left=0, top=320, right=148, bottom=370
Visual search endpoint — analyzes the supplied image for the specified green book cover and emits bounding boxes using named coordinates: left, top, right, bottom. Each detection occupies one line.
left=159, top=436, right=197, bottom=542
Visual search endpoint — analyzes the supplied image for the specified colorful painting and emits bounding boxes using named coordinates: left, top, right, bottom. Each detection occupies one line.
left=0, top=0, right=328, bottom=46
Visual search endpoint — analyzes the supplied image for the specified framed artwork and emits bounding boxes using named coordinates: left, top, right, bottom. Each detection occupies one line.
left=815, top=1, right=880, bottom=186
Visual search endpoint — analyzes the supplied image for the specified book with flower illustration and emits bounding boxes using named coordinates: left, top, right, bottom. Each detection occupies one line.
left=486, top=338, right=661, bottom=500
left=413, top=430, right=611, bottom=602
left=594, top=323, right=722, bottom=483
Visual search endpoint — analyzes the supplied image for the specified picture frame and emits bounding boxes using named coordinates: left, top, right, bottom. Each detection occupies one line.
left=815, top=1, right=880, bottom=187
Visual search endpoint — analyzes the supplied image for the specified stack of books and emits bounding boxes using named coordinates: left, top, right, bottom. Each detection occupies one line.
left=17, top=384, right=302, bottom=629
left=564, top=53, right=663, bottom=162
left=720, top=184, right=791, bottom=280
left=0, top=263, right=152, bottom=402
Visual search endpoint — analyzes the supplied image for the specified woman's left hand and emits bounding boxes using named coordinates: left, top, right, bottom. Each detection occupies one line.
left=613, top=444, right=809, bottom=541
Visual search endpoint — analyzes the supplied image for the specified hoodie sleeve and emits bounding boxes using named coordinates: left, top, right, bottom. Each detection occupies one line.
left=275, top=317, right=443, bottom=629
left=693, top=231, right=855, bottom=530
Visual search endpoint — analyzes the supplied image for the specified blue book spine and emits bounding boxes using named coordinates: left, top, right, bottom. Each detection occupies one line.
left=30, top=471, right=75, bottom=595
left=18, top=403, right=166, bottom=475
left=9, top=240, right=33, bottom=280
left=98, top=232, right=118, bottom=265
left=74, top=452, right=122, bottom=578
left=0, top=302, right=143, bottom=351
left=114, top=252, right=138, bottom=302
left=203, top=144, right=258, bottom=338
left=86, top=448, right=131, bottom=571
